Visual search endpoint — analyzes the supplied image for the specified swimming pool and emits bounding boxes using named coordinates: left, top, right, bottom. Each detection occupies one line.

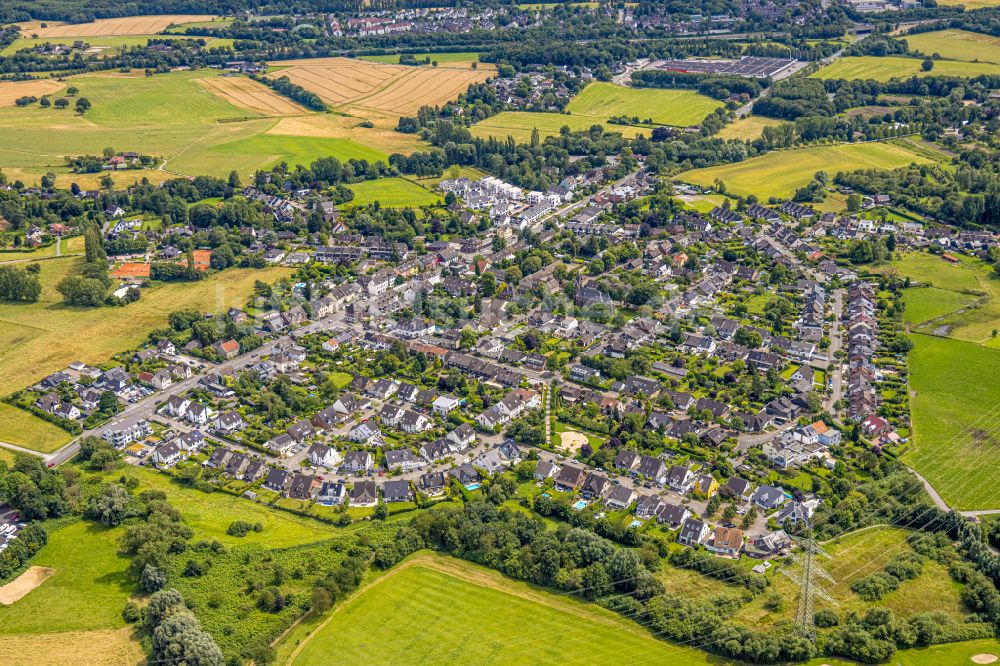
left=466, top=483, right=481, bottom=491
left=572, top=500, right=588, bottom=510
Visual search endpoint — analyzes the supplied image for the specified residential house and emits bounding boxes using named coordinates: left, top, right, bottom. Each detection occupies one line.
left=677, top=518, right=711, bottom=546
left=705, top=526, right=744, bottom=558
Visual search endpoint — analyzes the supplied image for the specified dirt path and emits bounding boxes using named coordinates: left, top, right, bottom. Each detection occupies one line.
left=0, top=566, right=55, bottom=604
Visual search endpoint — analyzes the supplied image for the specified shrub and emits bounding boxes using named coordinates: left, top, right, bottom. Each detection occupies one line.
left=227, top=520, right=254, bottom=537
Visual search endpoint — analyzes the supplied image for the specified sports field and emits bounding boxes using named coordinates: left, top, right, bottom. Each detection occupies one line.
left=470, top=110, right=649, bottom=142
left=286, top=552, right=723, bottom=666
left=905, top=29, right=1000, bottom=64
left=566, top=82, right=723, bottom=127
left=0, top=258, right=291, bottom=449
left=266, top=57, right=491, bottom=118
left=679, top=142, right=931, bottom=199
left=347, top=178, right=441, bottom=207
left=15, top=15, right=216, bottom=38
left=812, top=55, right=1000, bottom=81
left=905, top=334, right=1000, bottom=510
left=0, top=69, right=411, bottom=186
left=716, top=115, right=786, bottom=141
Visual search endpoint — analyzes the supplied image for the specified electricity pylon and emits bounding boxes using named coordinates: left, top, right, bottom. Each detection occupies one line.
left=782, top=534, right=836, bottom=642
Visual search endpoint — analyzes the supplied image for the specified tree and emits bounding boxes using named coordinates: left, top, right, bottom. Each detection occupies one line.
left=75, top=97, right=91, bottom=114
left=141, top=564, right=168, bottom=592
left=151, top=611, right=223, bottom=666
left=921, top=58, right=933, bottom=72
left=374, top=501, right=389, bottom=520
left=480, top=271, right=497, bottom=296
left=145, top=588, right=185, bottom=630
left=99, top=174, right=114, bottom=190
left=87, top=483, right=130, bottom=526
left=39, top=96, right=51, bottom=108
left=66, top=86, right=79, bottom=96
left=846, top=193, right=862, bottom=212
left=0, top=265, right=41, bottom=302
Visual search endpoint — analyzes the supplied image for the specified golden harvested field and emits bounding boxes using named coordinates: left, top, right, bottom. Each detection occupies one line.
left=267, top=57, right=491, bottom=118
left=16, top=15, right=216, bottom=38
left=0, top=627, right=144, bottom=666
left=0, top=80, right=66, bottom=108
left=716, top=115, right=787, bottom=141
left=197, top=75, right=306, bottom=115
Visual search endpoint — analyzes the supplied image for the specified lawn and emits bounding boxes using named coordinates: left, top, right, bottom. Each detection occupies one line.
left=566, top=82, right=723, bottom=127
left=812, top=55, right=1000, bottom=81
left=104, top=465, right=341, bottom=547
left=904, top=334, right=1000, bottom=510
left=905, top=29, right=1000, bottom=64
left=470, top=110, right=648, bottom=143
left=716, top=115, right=787, bottom=141
left=679, top=142, right=931, bottom=199
left=287, top=552, right=729, bottom=665
left=0, top=261, right=291, bottom=449
left=345, top=177, right=441, bottom=207
left=329, top=371, right=354, bottom=389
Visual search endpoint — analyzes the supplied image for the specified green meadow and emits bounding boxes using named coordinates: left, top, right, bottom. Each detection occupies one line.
left=905, top=334, right=1000, bottom=510
left=1, top=34, right=233, bottom=56
left=287, top=553, right=727, bottom=666
left=358, top=51, right=481, bottom=65
left=566, top=82, right=724, bottom=127
left=471, top=110, right=648, bottom=142
left=346, top=177, right=442, bottom=207
left=812, top=55, right=1000, bottom=81
left=680, top=142, right=932, bottom=199
left=905, top=29, right=1000, bottom=64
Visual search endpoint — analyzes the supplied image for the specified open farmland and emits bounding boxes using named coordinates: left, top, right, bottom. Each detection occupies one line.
left=285, top=552, right=724, bottom=666
left=679, top=142, right=931, bottom=199
left=15, top=15, right=216, bottom=38
left=905, top=29, right=1000, bottom=64
left=0, top=69, right=412, bottom=186
left=565, top=82, right=724, bottom=127
left=266, top=57, right=491, bottom=118
left=0, top=79, right=65, bottom=107
left=812, top=55, right=1000, bottom=81
left=198, top=75, right=306, bottom=115
left=471, top=110, right=649, bottom=142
